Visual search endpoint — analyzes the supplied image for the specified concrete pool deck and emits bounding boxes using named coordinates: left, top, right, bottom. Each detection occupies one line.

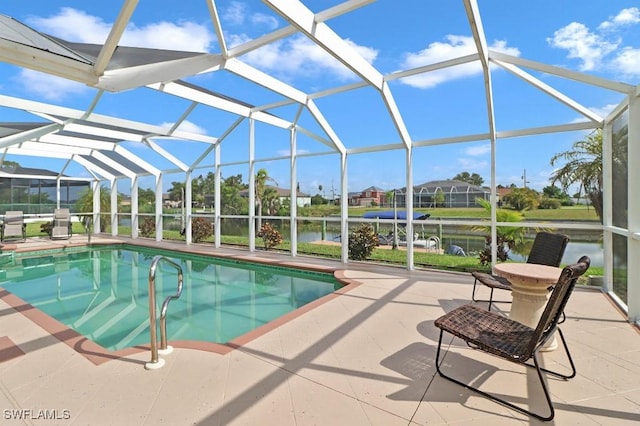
left=1, top=235, right=639, bottom=425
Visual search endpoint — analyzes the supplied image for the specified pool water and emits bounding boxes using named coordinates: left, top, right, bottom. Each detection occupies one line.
left=0, top=245, right=340, bottom=351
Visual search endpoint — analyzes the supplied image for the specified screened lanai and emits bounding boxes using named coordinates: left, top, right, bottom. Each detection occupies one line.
left=0, top=1, right=637, bottom=324
left=394, top=179, right=491, bottom=208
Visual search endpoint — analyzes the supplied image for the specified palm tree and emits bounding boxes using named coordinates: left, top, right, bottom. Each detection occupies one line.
left=75, top=185, right=116, bottom=232
left=472, top=198, right=527, bottom=265
left=255, top=168, right=277, bottom=228
left=383, top=189, right=393, bottom=209
left=550, top=129, right=603, bottom=221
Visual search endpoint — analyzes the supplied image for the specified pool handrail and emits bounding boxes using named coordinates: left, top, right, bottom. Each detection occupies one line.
left=159, top=265, right=184, bottom=351
left=145, top=255, right=184, bottom=370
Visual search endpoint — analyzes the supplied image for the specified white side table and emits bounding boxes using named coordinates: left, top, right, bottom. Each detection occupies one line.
left=492, top=263, right=563, bottom=351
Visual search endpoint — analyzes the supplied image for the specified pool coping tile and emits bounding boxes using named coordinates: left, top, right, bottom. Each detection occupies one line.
left=0, top=240, right=362, bottom=365
left=0, top=336, right=25, bottom=363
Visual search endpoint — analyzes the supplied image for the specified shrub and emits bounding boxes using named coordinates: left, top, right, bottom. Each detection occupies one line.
left=478, top=234, right=514, bottom=266
left=472, top=198, right=524, bottom=266
left=191, top=217, right=213, bottom=243
left=257, top=222, right=283, bottom=250
left=539, top=197, right=561, bottom=209
left=139, top=217, right=155, bottom=237
left=40, top=221, right=52, bottom=236
left=348, top=223, right=379, bottom=261
left=503, top=187, right=540, bottom=211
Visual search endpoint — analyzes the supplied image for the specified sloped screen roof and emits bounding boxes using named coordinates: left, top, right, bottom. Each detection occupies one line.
left=0, top=15, right=92, bottom=63
left=0, top=1, right=635, bottom=190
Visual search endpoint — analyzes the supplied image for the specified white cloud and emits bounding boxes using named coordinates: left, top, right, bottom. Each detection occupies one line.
left=589, top=103, right=619, bottom=118
left=159, top=120, right=207, bottom=135
left=223, top=1, right=247, bottom=26
left=464, top=144, right=491, bottom=156
left=226, top=33, right=252, bottom=49
left=222, top=0, right=377, bottom=81
left=27, top=7, right=213, bottom=52
left=598, top=7, right=640, bottom=30
left=223, top=1, right=278, bottom=30
left=456, top=158, right=488, bottom=170
left=15, top=69, right=90, bottom=101
left=26, top=7, right=111, bottom=43
left=347, top=40, right=379, bottom=63
left=240, top=39, right=283, bottom=66
left=121, top=21, right=213, bottom=51
left=614, top=7, right=640, bottom=24
left=241, top=35, right=378, bottom=81
left=547, top=22, right=618, bottom=71
left=570, top=103, right=618, bottom=123
left=612, top=47, right=640, bottom=77
left=251, top=13, right=279, bottom=30
left=398, top=35, right=520, bottom=89
left=550, top=8, right=640, bottom=75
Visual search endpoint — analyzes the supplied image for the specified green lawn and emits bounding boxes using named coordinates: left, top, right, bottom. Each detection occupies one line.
left=21, top=211, right=602, bottom=282
left=220, top=238, right=603, bottom=280
left=352, top=205, right=600, bottom=221
left=521, top=206, right=600, bottom=221
left=25, top=221, right=86, bottom=238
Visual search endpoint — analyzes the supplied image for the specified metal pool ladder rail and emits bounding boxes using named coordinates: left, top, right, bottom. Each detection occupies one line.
left=145, top=255, right=184, bottom=370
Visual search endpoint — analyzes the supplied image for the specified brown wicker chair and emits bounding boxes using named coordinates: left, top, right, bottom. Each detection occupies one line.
left=435, top=256, right=590, bottom=421
left=471, top=231, right=569, bottom=311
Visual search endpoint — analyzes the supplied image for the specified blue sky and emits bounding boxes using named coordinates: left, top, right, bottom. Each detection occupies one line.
left=1, top=1, right=639, bottom=196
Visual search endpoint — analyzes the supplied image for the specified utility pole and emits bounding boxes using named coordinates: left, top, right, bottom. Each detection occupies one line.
left=521, top=169, right=530, bottom=188
left=330, top=180, right=336, bottom=205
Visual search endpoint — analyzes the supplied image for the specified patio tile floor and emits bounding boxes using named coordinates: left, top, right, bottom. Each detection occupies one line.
left=1, top=236, right=639, bottom=425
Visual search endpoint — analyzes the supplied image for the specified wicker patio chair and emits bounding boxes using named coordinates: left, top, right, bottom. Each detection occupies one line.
left=1, top=210, right=26, bottom=242
left=51, top=208, right=72, bottom=239
left=471, top=231, right=569, bottom=311
left=435, top=256, right=590, bottom=421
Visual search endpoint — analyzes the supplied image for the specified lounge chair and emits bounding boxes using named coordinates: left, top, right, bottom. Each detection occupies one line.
left=471, top=231, right=569, bottom=311
left=51, top=208, right=72, bottom=239
left=1, top=211, right=26, bottom=242
left=434, top=256, right=590, bottom=421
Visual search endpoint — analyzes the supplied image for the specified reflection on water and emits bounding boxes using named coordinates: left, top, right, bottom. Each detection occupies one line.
left=169, top=219, right=604, bottom=268
left=296, top=230, right=604, bottom=267
left=562, top=242, right=604, bottom=267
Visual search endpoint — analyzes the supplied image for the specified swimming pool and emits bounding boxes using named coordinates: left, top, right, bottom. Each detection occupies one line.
left=0, top=245, right=341, bottom=351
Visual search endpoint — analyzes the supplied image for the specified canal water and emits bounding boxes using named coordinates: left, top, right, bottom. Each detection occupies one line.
left=295, top=230, right=604, bottom=267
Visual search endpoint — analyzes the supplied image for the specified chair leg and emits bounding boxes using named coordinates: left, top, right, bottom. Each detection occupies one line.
left=559, top=311, right=566, bottom=324
left=471, top=278, right=480, bottom=302
left=487, top=288, right=494, bottom=311
left=471, top=278, right=512, bottom=310
left=435, top=330, right=556, bottom=421
left=529, top=328, right=576, bottom=380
